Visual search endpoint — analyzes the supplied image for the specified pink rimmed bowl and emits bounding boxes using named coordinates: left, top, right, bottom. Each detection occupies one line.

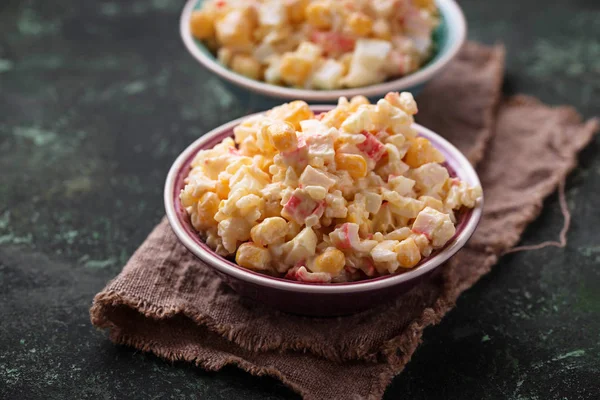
left=164, top=106, right=483, bottom=316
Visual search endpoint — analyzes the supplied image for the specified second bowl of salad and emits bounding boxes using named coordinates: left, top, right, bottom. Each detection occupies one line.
left=180, top=0, right=467, bottom=101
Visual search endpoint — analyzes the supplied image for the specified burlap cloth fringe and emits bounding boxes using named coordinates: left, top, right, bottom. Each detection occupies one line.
left=90, top=42, right=598, bottom=400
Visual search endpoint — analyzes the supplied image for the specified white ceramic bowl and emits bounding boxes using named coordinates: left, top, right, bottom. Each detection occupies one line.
left=180, top=0, right=467, bottom=102
left=164, top=105, right=483, bottom=316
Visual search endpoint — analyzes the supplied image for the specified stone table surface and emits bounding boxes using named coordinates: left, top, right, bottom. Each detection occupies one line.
left=1, top=0, right=599, bottom=399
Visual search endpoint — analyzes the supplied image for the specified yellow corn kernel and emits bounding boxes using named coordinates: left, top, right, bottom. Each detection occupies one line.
left=346, top=210, right=360, bottom=225
left=349, top=95, right=370, bottom=111
left=403, top=137, right=445, bottom=168
left=266, top=121, right=298, bottom=152
left=215, top=177, right=230, bottom=199
left=231, top=55, right=262, bottom=80
left=252, top=25, right=270, bottom=43
left=335, top=153, right=367, bottom=179
left=321, top=108, right=349, bottom=129
left=305, top=1, right=332, bottom=29
left=347, top=12, right=373, bottom=36
left=311, top=248, right=346, bottom=274
left=287, top=0, right=309, bottom=23
left=215, top=8, right=256, bottom=49
left=414, top=0, right=436, bottom=11
left=190, top=10, right=215, bottom=39
left=268, top=100, right=314, bottom=130
left=372, top=19, right=392, bottom=40
left=196, top=192, right=220, bottom=229
left=251, top=217, right=289, bottom=246
left=236, top=242, right=272, bottom=270
left=279, top=54, right=313, bottom=87
left=204, top=37, right=220, bottom=53
left=395, top=237, right=421, bottom=268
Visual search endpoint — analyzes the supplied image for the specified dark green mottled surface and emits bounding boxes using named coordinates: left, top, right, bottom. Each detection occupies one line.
left=1, top=0, right=599, bottom=399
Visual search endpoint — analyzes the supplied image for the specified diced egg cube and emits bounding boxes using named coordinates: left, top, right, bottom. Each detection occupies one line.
left=341, top=39, right=391, bottom=88
left=312, top=59, right=345, bottom=90
left=411, top=206, right=456, bottom=248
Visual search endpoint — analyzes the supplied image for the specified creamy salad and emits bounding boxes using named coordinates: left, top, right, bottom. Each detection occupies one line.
left=190, top=0, right=440, bottom=89
left=180, top=92, right=482, bottom=283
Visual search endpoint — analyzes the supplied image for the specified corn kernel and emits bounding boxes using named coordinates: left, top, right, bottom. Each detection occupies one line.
left=395, top=237, right=421, bottom=268
left=349, top=95, right=370, bottom=111
left=346, top=209, right=362, bottom=225
left=252, top=26, right=270, bottom=43
left=203, top=37, right=220, bottom=53
left=347, top=12, right=373, bottom=36
left=320, top=108, right=349, bottom=129
left=231, top=55, right=262, bottom=80
left=251, top=217, right=288, bottom=246
left=403, top=137, right=445, bottom=168
left=236, top=242, right=272, bottom=270
left=414, top=0, right=436, bottom=11
left=215, top=177, right=230, bottom=199
left=190, top=10, right=215, bottom=40
left=195, top=192, right=220, bottom=229
left=311, top=248, right=345, bottom=274
left=335, top=153, right=367, bottom=179
left=279, top=54, right=313, bottom=87
left=305, top=1, right=332, bottom=29
left=268, top=100, right=314, bottom=130
left=215, top=8, right=256, bottom=49
left=266, top=121, right=298, bottom=152
left=287, top=0, right=309, bottom=23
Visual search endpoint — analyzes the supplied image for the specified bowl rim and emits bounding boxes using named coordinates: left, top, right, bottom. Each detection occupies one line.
left=179, top=0, right=467, bottom=101
left=164, top=105, right=483, bottom=294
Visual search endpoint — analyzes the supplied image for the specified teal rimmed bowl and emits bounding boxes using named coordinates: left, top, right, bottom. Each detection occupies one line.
left=180, top=0, right=466, bottom=102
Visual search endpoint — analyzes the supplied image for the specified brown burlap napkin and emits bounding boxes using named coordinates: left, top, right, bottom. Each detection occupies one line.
left=90, top=42, right=598, bottom=400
